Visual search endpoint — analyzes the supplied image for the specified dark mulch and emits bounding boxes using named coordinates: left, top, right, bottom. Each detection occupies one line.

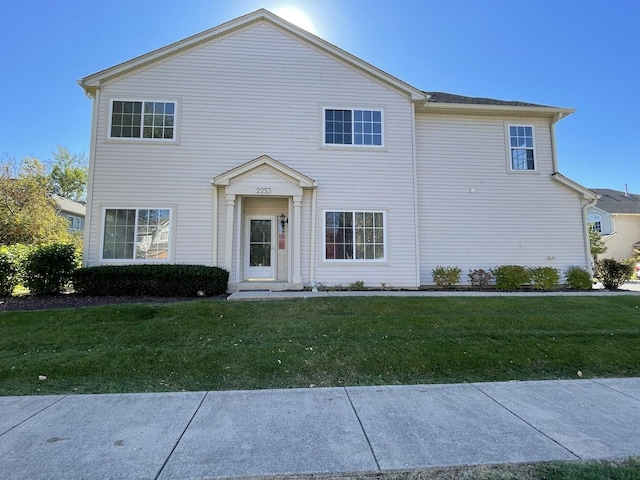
left=0, top=293, right=227, bottom=312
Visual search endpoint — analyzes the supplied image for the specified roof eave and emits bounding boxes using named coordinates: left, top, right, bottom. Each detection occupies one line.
left=416, top=102, right=575, bottom=119
left=552, top=173, right=598, bottom=200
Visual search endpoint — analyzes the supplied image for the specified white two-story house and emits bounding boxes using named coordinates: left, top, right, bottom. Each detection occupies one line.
left=78, top=9, right=596, bottom=291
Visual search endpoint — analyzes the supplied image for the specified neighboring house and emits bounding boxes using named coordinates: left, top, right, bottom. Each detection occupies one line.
left=587, top=188, right=640, bottom=261
left=78, top=9, right=596, bottom=291
left=52, top=194, right=86, bottom=234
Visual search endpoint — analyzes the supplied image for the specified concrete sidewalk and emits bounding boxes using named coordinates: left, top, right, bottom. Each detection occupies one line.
left=1, top=378, right=639, bottom=479
left=227, top=281, right=640, bottom=301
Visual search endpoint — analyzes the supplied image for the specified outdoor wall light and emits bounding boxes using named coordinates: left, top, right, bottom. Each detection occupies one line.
left=279, top=213, right=288, bottom=230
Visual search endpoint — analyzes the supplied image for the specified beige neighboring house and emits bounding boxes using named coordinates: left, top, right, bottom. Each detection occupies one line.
left=77, top=9, right=596, bottom=291
left=588, top=188, right=640, bottom=261
left=52, top=194, right=86, bottom=235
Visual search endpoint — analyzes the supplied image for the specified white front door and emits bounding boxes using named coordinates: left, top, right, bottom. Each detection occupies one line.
left=245, top=217, right=276, bottom=280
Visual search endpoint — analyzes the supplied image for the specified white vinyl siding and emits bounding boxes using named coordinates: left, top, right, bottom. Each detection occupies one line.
left=87, top=23, right=419, bottom=286
left=415, top=115, right=588, bottom=285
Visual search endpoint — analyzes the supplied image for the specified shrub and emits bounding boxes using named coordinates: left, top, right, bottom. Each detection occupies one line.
left=0, top=249, right=20, bottom=297
left=491, top=265, right=530, bottom=291
left=598, top=258, right=634, bottom=290
left=72, top=264, right=229, bottom=297
left=564, top=266, right=592, bottom=290
left=432, top=266, right=462, bottom=287
left=347, top=280, right=366, bottom=291
left=23, top=243, right=79, bottom=295
left=468, top=268, right=493, bottom=288
left=529, top=266, right=560, bottom=290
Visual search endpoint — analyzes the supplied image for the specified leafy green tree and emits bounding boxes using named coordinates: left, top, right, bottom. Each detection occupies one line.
left=48, top=146, right=88, bottom=202
left=588, top=224, right=607, bottom=275
left=0, top=158, right=73, bottom=246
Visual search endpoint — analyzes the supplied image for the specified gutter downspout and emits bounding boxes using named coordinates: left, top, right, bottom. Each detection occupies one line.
left=410, top=102, right=421, bottom=288
left=582, top=196, right=598, bottom=274
left=82, top=86, right=99, bottom=267
left=309, top=186, right=318, bottom=291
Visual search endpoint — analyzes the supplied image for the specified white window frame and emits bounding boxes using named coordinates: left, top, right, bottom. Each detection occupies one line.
left=323, top=210, right=387, bottom=262
left=67, top=215, right=82, bottom=231
left=107, top=98, right=179, bottom=143
left=507, top=124, right=536, bottom=172
left=587, top=213, right=602, bottom=233
left=322, top=107, right=385, bottom=148
left=99, top=206, right=174, bottom=263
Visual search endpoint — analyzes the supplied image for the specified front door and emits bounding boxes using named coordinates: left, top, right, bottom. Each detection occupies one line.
left=245, top=217, right=276, bottom=280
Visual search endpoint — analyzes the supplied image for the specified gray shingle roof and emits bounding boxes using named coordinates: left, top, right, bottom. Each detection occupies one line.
left=591, top=188, right=640, bottom=214
left=424, top=91, right=552, bottom=108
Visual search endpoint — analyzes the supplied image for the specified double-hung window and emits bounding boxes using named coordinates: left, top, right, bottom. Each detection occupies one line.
left=509, top=125, right=535, bottom=170
left=325, top=211, right=385, bottom=261
left=102, top=208, right=171, bottom=261
left=324, top=108, right=383, bottom=146
left=110, top=100, right=176, bottom=140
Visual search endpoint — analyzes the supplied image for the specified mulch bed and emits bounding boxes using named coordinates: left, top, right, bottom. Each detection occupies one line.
left=0, top=294, right=227, bottom=312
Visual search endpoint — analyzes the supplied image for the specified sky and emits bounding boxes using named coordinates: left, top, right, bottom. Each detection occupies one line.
left=1, top=0, right=638, bottom=191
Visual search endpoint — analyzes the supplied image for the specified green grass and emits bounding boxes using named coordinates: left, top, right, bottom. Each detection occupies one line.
left=1, top=296, right=639, bottom=396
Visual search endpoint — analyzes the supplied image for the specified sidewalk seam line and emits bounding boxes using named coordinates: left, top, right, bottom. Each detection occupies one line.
left=591, top=378, right=640, bottom=402
left=471, top=384, right=582, bottom=460
left=344, top=387, right=381, bottom=472
left=0, top=395, right=69, bottom=438
left=154, top=391, right=209, bottom=480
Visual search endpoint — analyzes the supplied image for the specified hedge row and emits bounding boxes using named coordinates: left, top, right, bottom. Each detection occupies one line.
left=72, top=264, right=229, bottom=297
left=432, top=265, right=593, bottom=291
left=1, top=242, right=229, bottom=297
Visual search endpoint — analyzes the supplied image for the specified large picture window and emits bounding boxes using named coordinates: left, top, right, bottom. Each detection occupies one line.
left=509, top=125, right=535, bottom=170
left=324, top=108, right=383, bottom=146
left=102, top=208, right=171, bottom=260
left=110, top=100, right=175, bottom=140
left=325, top=211, right=385, bottom=261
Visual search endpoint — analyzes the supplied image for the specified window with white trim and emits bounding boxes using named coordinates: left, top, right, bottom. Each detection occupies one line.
left=509, top=125, right=535, bottom=170
left=324, top=109, right=383, bottom=146
left=67, top=215, right=82, bottom=231
left=587, top=213, right=602, bottom=233
left=110, top=100, right=175, bottom=140
left=325, top=211, right=385, bottom=261
left=102, top=208, right=171, bottom=260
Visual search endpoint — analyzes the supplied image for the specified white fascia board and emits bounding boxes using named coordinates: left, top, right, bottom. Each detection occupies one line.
left=552, top=173, right=598, bottom=200
left=417, top=102, right=575, bottom=119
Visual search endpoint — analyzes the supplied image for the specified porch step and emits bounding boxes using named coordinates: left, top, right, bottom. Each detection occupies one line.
left=227, top=282, right=303, bottom=293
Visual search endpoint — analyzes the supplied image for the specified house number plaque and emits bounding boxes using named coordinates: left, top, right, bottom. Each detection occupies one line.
left=256, top=187, right=272, bottom=195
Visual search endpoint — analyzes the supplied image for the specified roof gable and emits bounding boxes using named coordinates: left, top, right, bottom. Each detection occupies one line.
left=78, top=9, right=425, bottom=102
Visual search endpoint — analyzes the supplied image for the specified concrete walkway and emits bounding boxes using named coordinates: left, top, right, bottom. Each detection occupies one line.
left=1, top=378, right=640, bottom=479
left=228, top=281, right=640, bottom=300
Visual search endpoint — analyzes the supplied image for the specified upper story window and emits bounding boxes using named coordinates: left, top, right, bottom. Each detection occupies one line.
left=509, top=125, right=535, bottom=170
left=110, top=100, right=175, bottom=140
left=587, top=213, right=602, bottom=233
left=67, top=215, right=82, bottom=231
left=325, top=210, right=385, bottom=261
left=102, top=208, right=171, bottom=261
left=324, top=108, right=383, bottom=146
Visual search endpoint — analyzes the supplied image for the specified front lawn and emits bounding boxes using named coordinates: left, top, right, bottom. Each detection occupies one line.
left=1, top=296, right=639, bottom=395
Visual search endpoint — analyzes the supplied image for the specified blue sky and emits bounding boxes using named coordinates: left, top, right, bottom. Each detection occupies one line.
left=1, top=0, right=638, bottom=191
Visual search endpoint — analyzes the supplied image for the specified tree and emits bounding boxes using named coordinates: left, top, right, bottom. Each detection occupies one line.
left=588, top=225, right=607, bottom=275
left=48, top=146, right=88, bottom=202
left=0, top=158, right=73, bottom=246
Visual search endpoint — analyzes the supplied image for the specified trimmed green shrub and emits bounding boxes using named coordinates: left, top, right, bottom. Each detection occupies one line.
left=564, top=266, right=592, bottom=290
left=23, top=243, right=79, bottom=295
left=598, top=258, right=634, bottom=290
left=72, top=264, right=229, bottom=297
left=432, top=266, right=462, bottom=287
left=491, top=265, right=530, bottom=291
left=529, top=266, right=560, bottom=290
left=0, top=249, right=20, bottom=297
left=468, top=268, right=493, bottom=288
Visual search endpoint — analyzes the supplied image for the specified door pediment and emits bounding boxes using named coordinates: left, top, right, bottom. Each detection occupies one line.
left=211, top=155, right=317, bottom=196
